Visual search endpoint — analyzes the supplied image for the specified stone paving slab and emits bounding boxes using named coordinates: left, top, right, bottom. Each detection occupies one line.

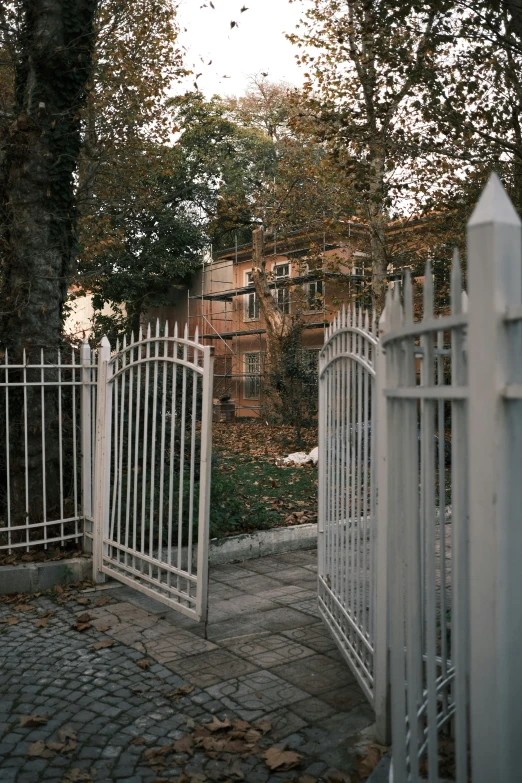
left=0, top=550, right=375, bottom=782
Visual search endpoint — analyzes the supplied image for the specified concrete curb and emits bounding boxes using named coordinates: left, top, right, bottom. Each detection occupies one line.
left=0, top=557, right=92, bottom=595
left=208, top=522, right=318, bottom=565
left=0, top=523, right=318, bottom=594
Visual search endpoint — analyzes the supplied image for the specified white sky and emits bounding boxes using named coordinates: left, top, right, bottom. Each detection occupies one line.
left=175, top=0, right=307, bottom=98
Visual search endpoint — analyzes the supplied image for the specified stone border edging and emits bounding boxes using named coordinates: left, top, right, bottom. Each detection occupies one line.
left=208, top=522, right=318, bottom=565
left=0, top=557, right=93, bottom=595
left=0, top=524, right=318, bottom=594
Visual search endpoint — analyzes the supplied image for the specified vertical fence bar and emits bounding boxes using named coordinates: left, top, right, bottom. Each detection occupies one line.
left=22, top=350, right=29, bottom=549
left=93, top=336, right=112, bottom=582
left=40, top=349, right=47, bottom=545
left=4, top=352, right=11, bottom=549
left=81, top=340, right=92, bottom=552
left=196, top=345, right=214, bottom=620
left=374, top=305, right=390, bottom=744
left=388, top=286, right=408, bottom=779
left=450, top=250, right=469, bottom=783
left=72, top=348, right=79, bottom=540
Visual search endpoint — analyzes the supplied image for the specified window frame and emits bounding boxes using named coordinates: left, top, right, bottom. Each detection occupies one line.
left=243, top=351, right=261, bottom=399
left=244, top=270, right=260, bottom=321
left=305, top=277, right=324, bottom=313
left=272, top=263, right=291, bottom=315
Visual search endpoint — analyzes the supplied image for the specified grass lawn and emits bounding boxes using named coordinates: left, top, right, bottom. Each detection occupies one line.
left=210, top=421, right=318, bottom=539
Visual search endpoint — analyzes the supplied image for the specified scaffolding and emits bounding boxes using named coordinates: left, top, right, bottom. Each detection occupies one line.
left=186, top=224, right=372, bottom=417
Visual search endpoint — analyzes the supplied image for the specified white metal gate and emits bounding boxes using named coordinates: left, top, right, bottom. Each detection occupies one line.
left=93, top=323, right=214, bottom=621
left=318, top=307, right=381, bottom=704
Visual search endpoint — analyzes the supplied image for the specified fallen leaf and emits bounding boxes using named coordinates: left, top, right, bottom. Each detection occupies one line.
left=54, top=585, right=64, bottom=594
left=95, top=596, right=111, bottom=607
left=76, top=612, right=94, bottom=623
left=245, top=728, right=261, bottom=746
left=76, top=597, right=90, bottom=605
left=205, top=716, right=231, bottom=732
left=71, top=622, right=91, bottom=632
left=62, top=769, right=93, bottom=782
left=137, top=658, right=150, bottom=669
left=130, top=736, right=146, bottom=746
left=141, top=745, right=172, bottom=770
left=91, top=639, right=114, bottom=651
left=35, top=617, right=49, bottom=628
left=28, top=740, right=54, bottom=758
left=58, top=727, right=77, bottom=753
left=299, top=776, right=318, bottom=783
left=47, top=741, right=66, bottom=752
left=326, top=770, right=352, bottom=783
left=94, top=622, right=111, bottom=632
left=264, top=747, right=302, bottom=771
left=357, top=744, right=388, bottom=780
left=19, top=714, right=48, bottom=727
left=14, top=604, right=33, bottom=612
left=0, top=616, right=18, bottom=625
left=173, top=735, right=194, bottom=756
left=254, top=718, right=272, bottom=734
left=166, top=683, right=194, bottom=700
left=255, top=692, right=263, bottom=699
left=227, top=759, right=245, bottom=779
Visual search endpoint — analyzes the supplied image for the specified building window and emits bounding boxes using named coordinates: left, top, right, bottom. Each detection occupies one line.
left=307, top=279, right=324, bottom=311
left=244, top=352, right=261, bottom=399
left=245, top=272, right=260, bottom=320
left=273, top=263, right=290, bottom=314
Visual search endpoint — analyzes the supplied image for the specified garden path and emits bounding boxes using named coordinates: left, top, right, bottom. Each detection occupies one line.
left=0, top=550, right=375, bottom=782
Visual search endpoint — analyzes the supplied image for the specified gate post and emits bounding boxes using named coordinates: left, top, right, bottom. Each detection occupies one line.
left=196, top=345, right=215, bottom=623
left=467, top=174, right=522, bottom=781
left=92, top=336, right=112, bottom=583
left=317, top=339, right=326, bottom=600
left=373, top=306, right=390, bottom=744
left=80, top=340, right=92, bottom=553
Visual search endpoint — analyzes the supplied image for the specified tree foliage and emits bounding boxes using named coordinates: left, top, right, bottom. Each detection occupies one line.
left=289, top=0, right=459, bottom=313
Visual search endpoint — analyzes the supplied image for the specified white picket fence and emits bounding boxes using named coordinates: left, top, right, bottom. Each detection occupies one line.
left=319, top=174, right=522, bottom=782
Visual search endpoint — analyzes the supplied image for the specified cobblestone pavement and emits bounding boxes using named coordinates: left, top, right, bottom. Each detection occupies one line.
left=0, top=550, right=375, bottom=782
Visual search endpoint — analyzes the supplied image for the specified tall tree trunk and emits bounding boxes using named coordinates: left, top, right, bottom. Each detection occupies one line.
left=250, top=227, right=310, bottom=435
left=0, top=0, right=98, bottom=534
left=250, top=227, right=290, bottom=369
left=366, top=149, right=388, bottom=319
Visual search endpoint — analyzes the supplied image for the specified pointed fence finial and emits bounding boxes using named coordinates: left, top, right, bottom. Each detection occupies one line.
left=391, top=282, right=403, bottom=329
left=451, top=248, right=462, bottom=314
left=155, top=318, right=160, bottom=337
left=404, top=270, right=413, bottom=324
left=424, top=259, right=434, bottom=319
left=469, top=172, right=521, bottom=228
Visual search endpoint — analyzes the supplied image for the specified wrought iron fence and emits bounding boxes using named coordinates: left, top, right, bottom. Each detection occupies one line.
left=320, top=175, right=522, bottom=781
left=0, top=344, right=97, bottom=552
